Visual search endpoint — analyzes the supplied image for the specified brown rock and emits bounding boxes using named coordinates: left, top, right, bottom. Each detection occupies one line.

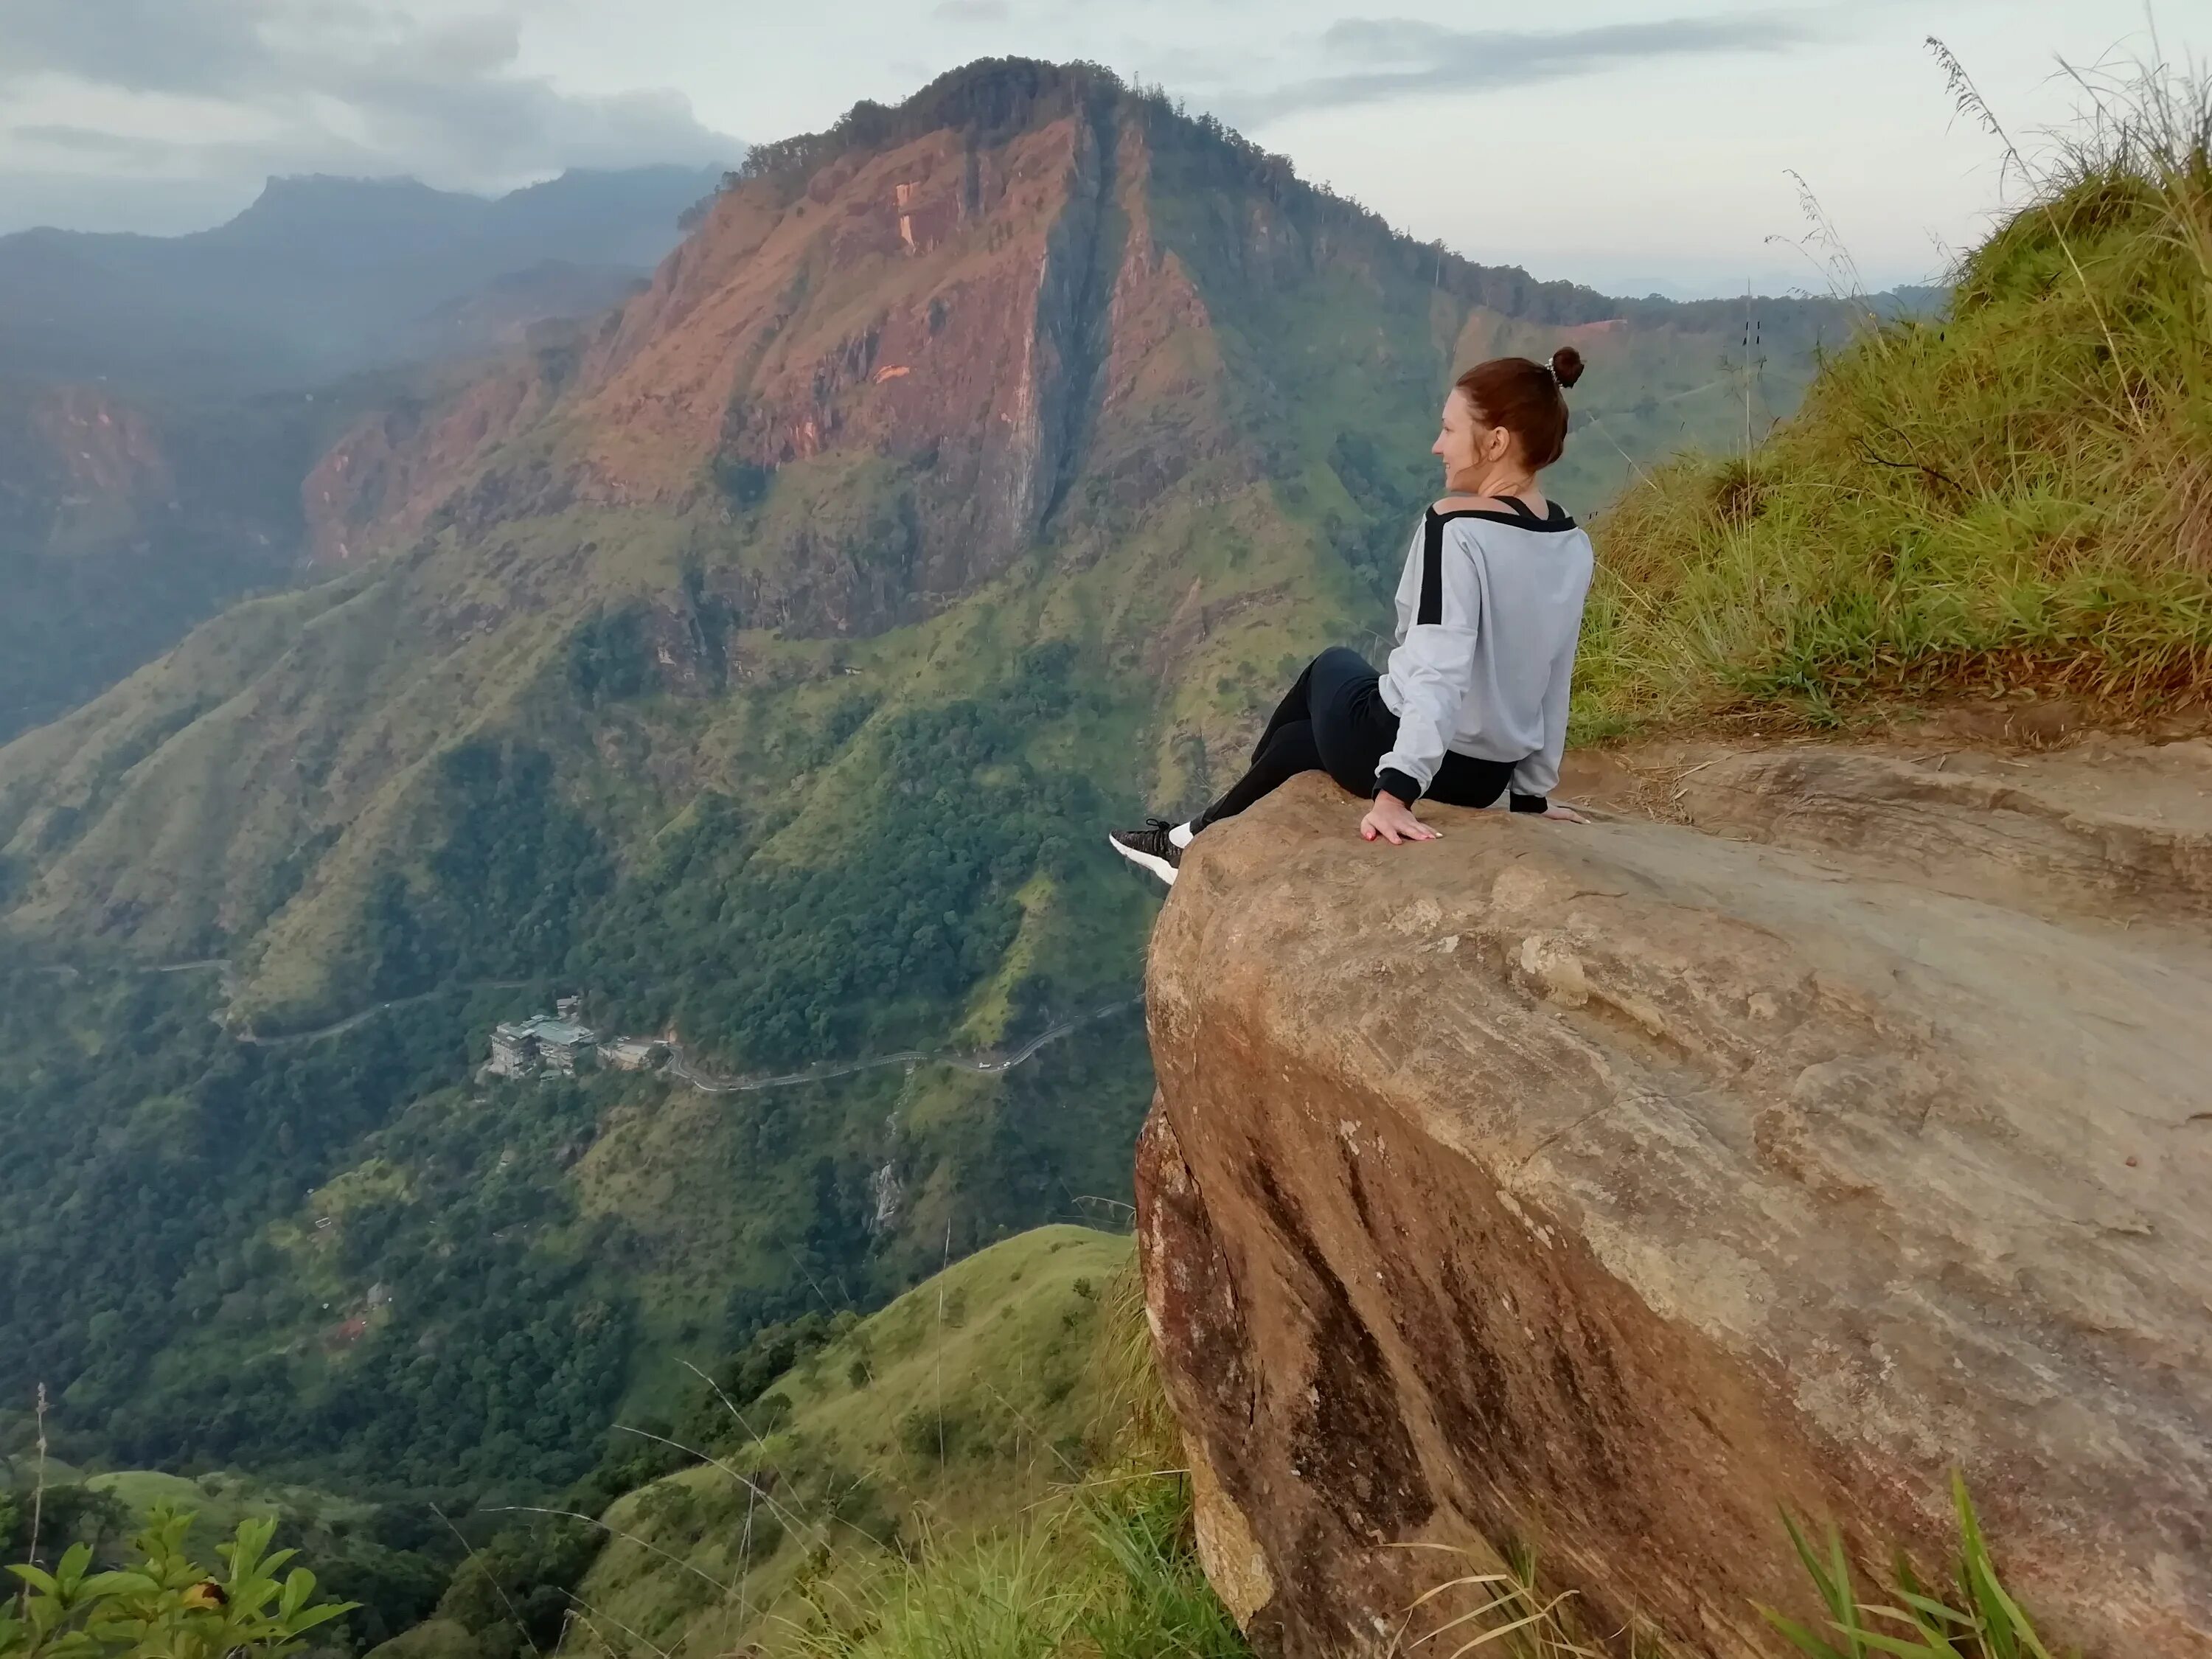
left=1135, top=763, right=2212, bottom=1658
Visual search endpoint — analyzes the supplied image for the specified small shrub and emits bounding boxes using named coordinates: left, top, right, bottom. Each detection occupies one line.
left=713, top=458, right=776, bottom=510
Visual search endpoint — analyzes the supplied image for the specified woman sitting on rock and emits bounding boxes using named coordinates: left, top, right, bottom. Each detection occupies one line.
left=1110, top=349, right=1595, bottom=888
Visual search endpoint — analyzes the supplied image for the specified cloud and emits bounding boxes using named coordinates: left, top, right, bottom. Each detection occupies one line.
left=931, top=0, right=1012, bottom=20
left=0, top=0, right=737, bottom=204
left=12, top=125, right=181, bottom=164
left=1236, top=12, right=1815, bottom=123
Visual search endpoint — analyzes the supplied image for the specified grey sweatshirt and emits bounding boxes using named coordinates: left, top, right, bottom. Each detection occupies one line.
left=1375, top=499, right=1595, bottom=804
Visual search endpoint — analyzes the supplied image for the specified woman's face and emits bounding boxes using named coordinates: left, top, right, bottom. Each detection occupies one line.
left=1432, top=388, right=1510, bottom=486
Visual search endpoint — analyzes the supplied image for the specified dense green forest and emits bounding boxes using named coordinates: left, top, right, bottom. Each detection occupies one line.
left=0, top=939, right=1147, bottom=1652
left=361, top=639, right=1117, bottom=1071
left=0, top=626, right=1155, bottom=1641
left=1, top=611, right=1154, bottom=1531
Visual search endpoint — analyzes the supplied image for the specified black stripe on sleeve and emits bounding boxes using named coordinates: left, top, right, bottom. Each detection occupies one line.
left=1417, top=509, right=1444, bottom=625
left=1376, top=768, right=1425, bottom=804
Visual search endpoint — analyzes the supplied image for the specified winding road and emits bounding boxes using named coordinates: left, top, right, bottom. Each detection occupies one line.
left=662, top=995, right=1144, bottom=1095
left=229, top=979, right=533, bottom=1047
left=30, top=953, right=1141, bottom=1096
left=29, top=956, right=229, bottom=982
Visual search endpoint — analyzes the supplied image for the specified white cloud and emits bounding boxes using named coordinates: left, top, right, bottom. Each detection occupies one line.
left=0, top=0, right=736, bottom=230
left=1229, top=13, right=1818, bottom=122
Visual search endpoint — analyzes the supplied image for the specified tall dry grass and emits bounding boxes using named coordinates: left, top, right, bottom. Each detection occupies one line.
left=1577, top=53, right=2212, bottom=735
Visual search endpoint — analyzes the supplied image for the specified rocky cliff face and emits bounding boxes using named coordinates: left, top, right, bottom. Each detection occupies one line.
left=302, top=88, right=1144, bottom=617
left=1136, top=745, right=2212, bottom=1658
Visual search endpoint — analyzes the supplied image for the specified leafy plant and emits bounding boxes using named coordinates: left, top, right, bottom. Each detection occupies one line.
left=0, top=1509, right=354, bottom=1658
left=1761, top=1473, right=2061, bottom=1659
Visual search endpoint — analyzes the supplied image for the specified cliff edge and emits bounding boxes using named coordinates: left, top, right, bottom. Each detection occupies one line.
left=1135, top=745, right=2212, bottom=1657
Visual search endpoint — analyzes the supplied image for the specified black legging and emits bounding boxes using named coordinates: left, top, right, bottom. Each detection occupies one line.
left=1194, top=647, right=1522, bottom=830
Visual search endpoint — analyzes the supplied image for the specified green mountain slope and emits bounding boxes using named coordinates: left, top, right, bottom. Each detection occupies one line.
left=564, top=1225, right=1137, bottom=1656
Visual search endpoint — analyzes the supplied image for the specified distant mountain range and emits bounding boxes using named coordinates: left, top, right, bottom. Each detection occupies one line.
left=0, top=163, right=740, bottom=745
left=0, top=164, right=734, bottom=396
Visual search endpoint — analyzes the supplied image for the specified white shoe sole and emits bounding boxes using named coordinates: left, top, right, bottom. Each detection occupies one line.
left=1107, top=833, right=1178, bottom=887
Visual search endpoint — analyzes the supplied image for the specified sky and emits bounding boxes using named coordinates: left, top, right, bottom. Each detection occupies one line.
left=0, top=0, right=2201, bottom=297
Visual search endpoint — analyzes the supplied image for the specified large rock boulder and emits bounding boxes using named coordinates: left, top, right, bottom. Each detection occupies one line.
left=1134, top=750, right=2212, bottom=1658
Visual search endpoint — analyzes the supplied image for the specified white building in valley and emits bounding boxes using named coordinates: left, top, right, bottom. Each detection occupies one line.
left=487, top=1014, right=599, bottom=1078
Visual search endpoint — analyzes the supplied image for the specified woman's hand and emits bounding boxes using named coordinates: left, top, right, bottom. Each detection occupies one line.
left=1542, top=802, right=1588, bottom=824
left=1361, top=792, right=1440, bottom=845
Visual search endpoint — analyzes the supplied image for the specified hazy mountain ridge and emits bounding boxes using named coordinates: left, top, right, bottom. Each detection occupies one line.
left=0, top=164, right=732, bottom=396
left=0, top=380, right=324, bottom=744
left=0, top=165, right=736, bottom=737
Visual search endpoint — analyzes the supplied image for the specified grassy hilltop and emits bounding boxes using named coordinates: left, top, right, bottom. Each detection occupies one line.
left=1580, top=66, right=2212, bottom=736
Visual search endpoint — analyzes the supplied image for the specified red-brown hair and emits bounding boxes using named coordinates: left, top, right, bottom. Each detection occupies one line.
left=1455, top=347, right=1585, bottom=470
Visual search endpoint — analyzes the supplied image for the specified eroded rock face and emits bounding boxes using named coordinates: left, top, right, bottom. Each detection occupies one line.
left=1135, top=756, right=2212, bottom=1658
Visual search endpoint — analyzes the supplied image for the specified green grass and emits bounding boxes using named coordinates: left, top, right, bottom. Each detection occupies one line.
left=1761, top=1475, right=2060, bottom=1659
left=552, top=1226, right=1198, bottom=1658
left=1576, top=58, right=2212, bottom=737
left=616, top=1228, right=1247, bottom=1659
left=785, top=1476, right=1247, bottom=1659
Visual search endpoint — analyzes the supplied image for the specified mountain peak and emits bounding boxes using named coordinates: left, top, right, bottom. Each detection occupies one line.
left=215, top=173, right=483, bottom=246
left=240, top=173, right=464, bottom=214
left=737, top=56, right=1120, bottom=190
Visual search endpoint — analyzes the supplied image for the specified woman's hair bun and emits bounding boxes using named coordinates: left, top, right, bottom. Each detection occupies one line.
left=1549, top=346, right=1585, bottom=390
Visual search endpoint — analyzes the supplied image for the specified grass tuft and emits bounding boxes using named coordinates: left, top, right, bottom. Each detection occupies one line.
left=1579, top=53, right=2212, bottom=735
left=1396, top=1538, right=1674, bottom=1659
left=1759, top=1473, right=2064, bottom=1659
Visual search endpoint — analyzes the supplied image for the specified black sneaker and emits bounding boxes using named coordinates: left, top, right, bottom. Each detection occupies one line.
left=1107, top=818, right=1183, bottom=887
